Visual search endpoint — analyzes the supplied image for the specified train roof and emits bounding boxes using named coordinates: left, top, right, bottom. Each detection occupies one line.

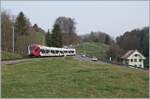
left=30, top=44, right=75, bottom=50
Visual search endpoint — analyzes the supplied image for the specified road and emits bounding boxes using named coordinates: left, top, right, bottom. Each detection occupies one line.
left=73, top=54, right=109, bottom=65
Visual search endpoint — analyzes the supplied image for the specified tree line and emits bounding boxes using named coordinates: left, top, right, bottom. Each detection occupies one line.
left=1, top=10, right=80, bottom=55
left=116, top=27, right=149, bottom=57
left=81, top=31, right=114, bottom=45
left=2, top=10, right=45, bottom=55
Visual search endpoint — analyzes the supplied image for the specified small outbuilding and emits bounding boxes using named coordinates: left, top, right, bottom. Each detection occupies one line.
left=121, top=50, right=145, bottom=68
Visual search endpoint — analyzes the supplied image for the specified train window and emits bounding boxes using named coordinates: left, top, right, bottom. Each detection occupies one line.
left=60, top=51, right=63, bottom=54
left=46, top=50, right=49, bottom=53
left=51, top=50, right=55, bottom=54
left=40, top=49, right=45, bottom=53
left=56, top=50, right=59, bottom=53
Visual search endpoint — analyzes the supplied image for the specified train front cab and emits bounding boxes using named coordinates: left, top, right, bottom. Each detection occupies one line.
left=28, top=45, right=40, bottom=57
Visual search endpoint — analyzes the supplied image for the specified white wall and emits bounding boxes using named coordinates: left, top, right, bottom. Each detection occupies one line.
left=128, top=51, right=144, bottom=68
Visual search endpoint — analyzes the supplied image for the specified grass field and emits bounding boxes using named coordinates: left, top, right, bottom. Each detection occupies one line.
left=1, top=57, right=149, bottom=98
left=1, top=51, right=24, bottom=60
left=75, top=42, right=109, bottom=61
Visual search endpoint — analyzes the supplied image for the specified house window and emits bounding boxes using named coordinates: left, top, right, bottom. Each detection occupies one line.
left=139, top=59, right=142, bottom=62
left=135, top=54, right=138, bottom=57
left=131, top=59, right=133, bottom=62
left=134, top=59, right=137, bottom=62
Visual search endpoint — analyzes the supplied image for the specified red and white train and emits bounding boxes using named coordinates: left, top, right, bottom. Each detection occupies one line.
left=28, top=44, right=76, bottom=57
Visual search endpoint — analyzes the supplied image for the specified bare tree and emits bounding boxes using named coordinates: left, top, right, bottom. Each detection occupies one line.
left=1, top=10, right=13, bottom=52
left=55, top=16, right=79, bottom=46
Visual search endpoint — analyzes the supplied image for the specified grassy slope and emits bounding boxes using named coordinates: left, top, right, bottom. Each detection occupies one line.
left=76, top=42, right=109, bottom=61
left=2, top=57, right=149, bottom=98
left=1, top=51, right=23, bottom=60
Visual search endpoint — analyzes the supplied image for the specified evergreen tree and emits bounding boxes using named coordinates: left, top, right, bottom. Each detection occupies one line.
left=33, top=24, right=39, bottom=32
left=46, top=29, right=52, bottom=47
left=51, top=24, right=63, bottom=47
left=105, top=35, right=110, bottom=45
left=15, top=12, right=30, bottom=36
left=14, top=12, right=31, bottom=54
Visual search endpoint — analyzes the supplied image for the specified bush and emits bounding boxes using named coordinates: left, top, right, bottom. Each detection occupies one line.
left=1, top=51, right=23, bottom=60
left=144, top=57, right=149, bottom=68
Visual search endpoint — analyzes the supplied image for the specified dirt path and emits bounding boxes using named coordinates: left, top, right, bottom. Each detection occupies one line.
left=1, top=58, right=33, bottom=66
left=73, top=54, right=111, bottom=65
left=1, top=57, right=62, bottom=66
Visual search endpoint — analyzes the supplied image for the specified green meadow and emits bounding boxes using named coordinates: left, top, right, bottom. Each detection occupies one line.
left=2, top=57, right=149, bottom=98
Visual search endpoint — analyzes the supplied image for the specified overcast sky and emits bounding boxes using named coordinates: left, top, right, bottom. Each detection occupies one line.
left=1, top=1, right=149, bottom=38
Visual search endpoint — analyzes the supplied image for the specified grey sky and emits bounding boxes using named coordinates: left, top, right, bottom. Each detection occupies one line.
left=1, top=1, right=149, bottom=38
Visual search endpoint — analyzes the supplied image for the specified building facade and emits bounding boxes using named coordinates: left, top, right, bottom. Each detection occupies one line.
left=121, top=50, right=145, bottom=68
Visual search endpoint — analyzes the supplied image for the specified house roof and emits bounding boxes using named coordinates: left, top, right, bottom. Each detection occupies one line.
left=121, top=50, right=136, bottom=59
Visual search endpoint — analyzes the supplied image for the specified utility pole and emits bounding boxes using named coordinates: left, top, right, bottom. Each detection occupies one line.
left=12, top=25, right=14, bottom=53
left=84, top=44, right=86, bottom=56
left=12, top=15, right=15, bottom=53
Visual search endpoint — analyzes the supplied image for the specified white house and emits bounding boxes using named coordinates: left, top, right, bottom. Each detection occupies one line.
left=121, top=50, right=146, bottom=68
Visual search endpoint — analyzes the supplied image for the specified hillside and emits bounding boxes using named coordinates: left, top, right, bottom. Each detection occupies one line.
left=75, top=42, right=109, bottom=61
left=2, top=57, right=148, bottom=98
